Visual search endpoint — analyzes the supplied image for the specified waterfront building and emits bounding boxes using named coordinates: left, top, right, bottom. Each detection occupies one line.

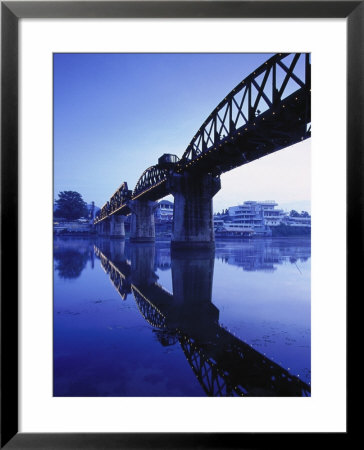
left=214, top=216, right=225, bottom=228
left=213, top=214, right=229, bottom=228
left=155, top=199, right=174, bottom=222
left=228, top=201, right=285, bottom=236
left=215, top=223, right=255, bottom=238
left=282, top=214, right=311, bottom=228
left=53, top=220, right=94, bottom=235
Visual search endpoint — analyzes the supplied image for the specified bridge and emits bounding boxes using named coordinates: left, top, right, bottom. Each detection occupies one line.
left=94, top=240, right=310, bottom=397
left=94, top=53, right=311, bottom=248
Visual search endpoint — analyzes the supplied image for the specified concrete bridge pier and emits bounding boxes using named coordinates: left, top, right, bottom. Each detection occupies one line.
left=170, top=248, right=219, bottom=339
left=130, top=243, right=158, bottom=286
left=103, top=219, right=110, bottom=236
left=168, top=172, right=221, bottom=249
left=110, top=215, right=126, bottom=239
left=97, top=220, right=102, bottom=236
left=96, top=219, right=110, bottom=236
left=129, top=200, right=157, bottom=243
left=109, top=239, right=126, bottom=262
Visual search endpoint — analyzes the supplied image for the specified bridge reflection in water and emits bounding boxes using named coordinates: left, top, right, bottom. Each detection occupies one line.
left=94, top=240, right=310, bottom=397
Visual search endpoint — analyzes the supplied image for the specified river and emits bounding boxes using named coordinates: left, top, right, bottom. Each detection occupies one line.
left=54, top=236, right=311, bottom=397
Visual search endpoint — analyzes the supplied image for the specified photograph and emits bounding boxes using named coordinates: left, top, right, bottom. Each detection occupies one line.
left=53, top=52, right=311, bottom=397
left=2, top=0, right=358, bottom=445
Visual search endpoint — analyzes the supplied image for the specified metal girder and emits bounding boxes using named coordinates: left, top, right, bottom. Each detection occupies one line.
left=94, top=182, right=131, bottom=223
left=132, top=165, right=168, bottom=198
left=131, top=287, right=167, bottom=329
left=181, top=53, right=310, bottom=163
left=94, top=246, right=131, bottom=299
left=179, top=335, right=240, bottom=396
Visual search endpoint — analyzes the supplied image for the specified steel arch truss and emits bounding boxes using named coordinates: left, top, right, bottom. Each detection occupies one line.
left=94, top=247, right=131, bottom=299
left=181, top=53, right=311, bottom=162
left=94, top=182, right=131, bottom=224
left=106, top=262, right=131, bottom=300
left=95, top=201, right=111, bottom=223
left=179, top=329, right=311, bottom=397
left=109, top=182, right=132, bottom=214
left=179, top=335, right=242, bottom=397
left=131, top=286, right=167, bottom=329
left=132, top=165, right=168, bottom=198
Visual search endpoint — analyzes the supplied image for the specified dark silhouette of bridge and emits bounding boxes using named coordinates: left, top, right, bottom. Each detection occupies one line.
left=94, top=53, right=311, bottom=248
left=94, top=240, right=310, bottom=397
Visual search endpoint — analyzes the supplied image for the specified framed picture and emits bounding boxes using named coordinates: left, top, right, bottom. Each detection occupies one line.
left=1, top=1, right=358, bottom=447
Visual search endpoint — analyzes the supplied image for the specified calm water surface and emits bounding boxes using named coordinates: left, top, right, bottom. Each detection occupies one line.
left=54, top=236, right=311, bottom=397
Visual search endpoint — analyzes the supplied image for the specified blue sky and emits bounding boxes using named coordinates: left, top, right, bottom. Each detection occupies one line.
left=54, top=53, right=310, bottom=213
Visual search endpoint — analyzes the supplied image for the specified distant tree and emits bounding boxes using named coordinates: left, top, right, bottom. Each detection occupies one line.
left=300, top=211, right=310, bottom=217
left=55, top=191, right=88, bottom=220
left=289, top=210, right=300, bottom=217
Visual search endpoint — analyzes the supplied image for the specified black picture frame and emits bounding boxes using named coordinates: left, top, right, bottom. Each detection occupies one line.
left=1, top=1, right=359, bottom=448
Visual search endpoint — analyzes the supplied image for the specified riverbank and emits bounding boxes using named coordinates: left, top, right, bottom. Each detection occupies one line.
left=271, top=224, right=311, bottom=237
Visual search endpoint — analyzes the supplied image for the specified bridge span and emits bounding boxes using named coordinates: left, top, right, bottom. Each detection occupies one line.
left=94, top=53, right=311, bottom=248
left=94, top=240, right=310, bottom=397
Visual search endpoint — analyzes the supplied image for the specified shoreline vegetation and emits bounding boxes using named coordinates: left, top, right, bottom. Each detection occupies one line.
left=271, top=224, right=311, bottom=237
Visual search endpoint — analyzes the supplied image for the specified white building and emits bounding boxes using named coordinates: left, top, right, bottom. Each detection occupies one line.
left=282, top=215, right=311, bottom=227
left=228, top=201, right=285, bottom=235
left=214, top=216, right=225, bottom=228
left=155, top=199, right=174, bottom=221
